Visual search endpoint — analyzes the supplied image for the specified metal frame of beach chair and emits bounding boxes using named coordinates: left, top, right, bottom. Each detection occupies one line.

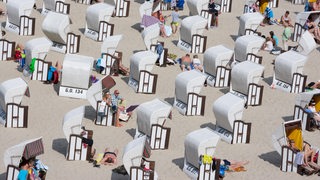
left=216, top=0, right=232, bottom=13
left=178, top=15, right=207, bottom=54
left=5, top=0, right=35, bottom=36
left=59, top=54, right=93, bottom=99
left=67, top=130, right=93, bottom=161
left=95, top=100, right=115, bottom=126
left=183, top=128, right=220, bottom=179
left=272, top=51, right=307, bottom=93
left=128, top=51, right=158, bottom=94
left=293, top=105, right=313, bottom=131
left=75, top=0, right=92, bottom=5
left=0, top=78, right=29, bottom=128
left=130, top=157, right=155, bottom=180
left=150, top=42, right=168, bottom=67
left=267, top=0, right=279, bottom=8
left=55, top=1, right=70, bottom=14
left=105, top=0, right=130, bottom=17
left=293, top=11, right=320, bottom=42
left=4, top=137, right=45, bottom=180
left=203, top=45, right=233, bottom=87
left=30, top=59, right=52, bottom=82
left=291, top=0, right=305, bottom=4
left=0, top=39, right=15, bottom=61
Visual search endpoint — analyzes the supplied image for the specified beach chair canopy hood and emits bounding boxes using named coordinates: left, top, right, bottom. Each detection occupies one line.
left=175, top=70, right=206, bottom=104
left=234, top=35, right=265, bottom=62
left=0, top=78, right=28, bottom=111
left=141, top=23, right=160, bottom=50
left=130, top=50, right=158, bottom=81
left=184, top=128, right=220, bottom=168
left=274, top=50, right=307, bottom=84
left=238, top=12, right=264, bottom=36
left=62, top=106, right=85, bottom=142
left=231, top=61, right=264, bottom=95
left=24, top=37, right=53, bottom=65
left=139, top=1, right=153, bottom=18
left=295, top=11, right=320, bottom=27
left=203, top=45, right=234, bottom=76
left=61, top=54, right=93, bottom=89
left=272, top=119, right=303, bottom=155
left=213, top=93, right=245, bottom=132
left=101, top=35, right=123, bottom=54
left=6, top=0, right=35, bottom=26
left=180, top=15, right=207, bottom=45
left=186, top=0, right=208, bottom=16
left=4, top=137, right=44, bottom=168
left=295, top=89, right=320, bottom=108
left=296, top=31, right=317, bottom=56
left=42, top=11, right=71, bottom=44
left=86, top=3, right=115, bottom=32
left=87, top=76, right=116, bottom=110
left=104, top=0, right=116, bottom=6
left=123, top=136, right=147, bottom=175
left=136, top=98, right=172, bottom=136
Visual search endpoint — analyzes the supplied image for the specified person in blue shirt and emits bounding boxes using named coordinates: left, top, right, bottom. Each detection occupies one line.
left=269, top=31, right=279, bottom=47
left=18, top=158, right=31, bottom=180
left=111, top=90, right=124, bottom=127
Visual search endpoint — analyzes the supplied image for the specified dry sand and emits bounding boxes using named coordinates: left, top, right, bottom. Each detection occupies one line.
left=0, top=0, right=320, bottom=179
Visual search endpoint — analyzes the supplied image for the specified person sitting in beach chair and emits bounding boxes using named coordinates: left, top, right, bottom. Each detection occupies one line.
left=304, top=16, right=320, bottom=43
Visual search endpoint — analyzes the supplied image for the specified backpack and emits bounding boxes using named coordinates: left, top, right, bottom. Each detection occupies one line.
left=47, top=66, right=56, bottom=81
left=52, top=70, right=59, bottom=84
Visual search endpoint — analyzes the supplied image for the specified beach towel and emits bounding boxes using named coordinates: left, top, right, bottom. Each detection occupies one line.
left=29, top=58, right=36, bottom=73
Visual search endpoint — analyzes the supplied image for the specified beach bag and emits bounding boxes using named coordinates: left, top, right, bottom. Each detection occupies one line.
left=52, top=70, right=59, bottom=84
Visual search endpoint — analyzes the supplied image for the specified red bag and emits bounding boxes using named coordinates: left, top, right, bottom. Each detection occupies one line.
left=52, top=70, right=59, bottom=84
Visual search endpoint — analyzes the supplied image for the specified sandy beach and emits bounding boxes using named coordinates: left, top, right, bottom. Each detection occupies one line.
left=0, top=0, right=320, bottom=179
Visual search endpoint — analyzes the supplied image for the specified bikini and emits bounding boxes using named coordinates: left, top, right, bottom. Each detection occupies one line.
left=104, top=152, right=117, bottom=157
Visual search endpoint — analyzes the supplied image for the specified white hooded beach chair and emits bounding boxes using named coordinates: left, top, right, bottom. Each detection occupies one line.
left=0, top=78, right=29, bottom=128
left=87, top=75, right=117, bottom=126
left=238, top=12, right=264, bottom=36
left=42, top=11, right=80, bottom=54
left=128, top=50, right=158, bottom=94
left=139, top=1, right=153, bottom=18
left=4, top=137, right=45, bottom=180
left=104, top=0, right=130, bottom=17
left=174, top=70, right=207, bottom=116
left=230, top=61, right=264, bottom=106
left=59, top=54, right=93, bottom=99
left=177, top=15, right=207, bottom=53
left=293, top=11, right=320, bottom=42
left=293, top=31, right=317, bottom=56
left=272, top=50, right=308, bottom=93
left=0, top=39, right=16, bottom=61
left=63, top=106, right=93, bottom=161
left=100, top=35, right=123, bottom=75
left=123, top=136, right=158, bottom=180
left=5, top=0, right=35, bottom=36
left=183, top=128, right=221, bottom=180
left=141, top=23, right=160, bottom=51
left=272, top=119, right=304, bottom=173
left=213, top=93, right=251, bottom=144
left=42, top=0, right=70, bottom=15
left=294, top=89, right=320, bottom=131
left=233, top=35, right=265, bottom=65
left=134, top=98, right=172, bottom=150
left=84, top=3, right=115, bottom=42
left=24, top=37, right=53, bottom=81
left=186, top=0, right=208, bottom=16
left=203, top=45, right=233, bottom=87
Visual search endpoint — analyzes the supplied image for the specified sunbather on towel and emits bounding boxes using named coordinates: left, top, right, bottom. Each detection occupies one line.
left=222, top=159, right=249, bottom=172
left=180, top=54, right=191, bottom=71
left=93, top=148, right=119, bottom=167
